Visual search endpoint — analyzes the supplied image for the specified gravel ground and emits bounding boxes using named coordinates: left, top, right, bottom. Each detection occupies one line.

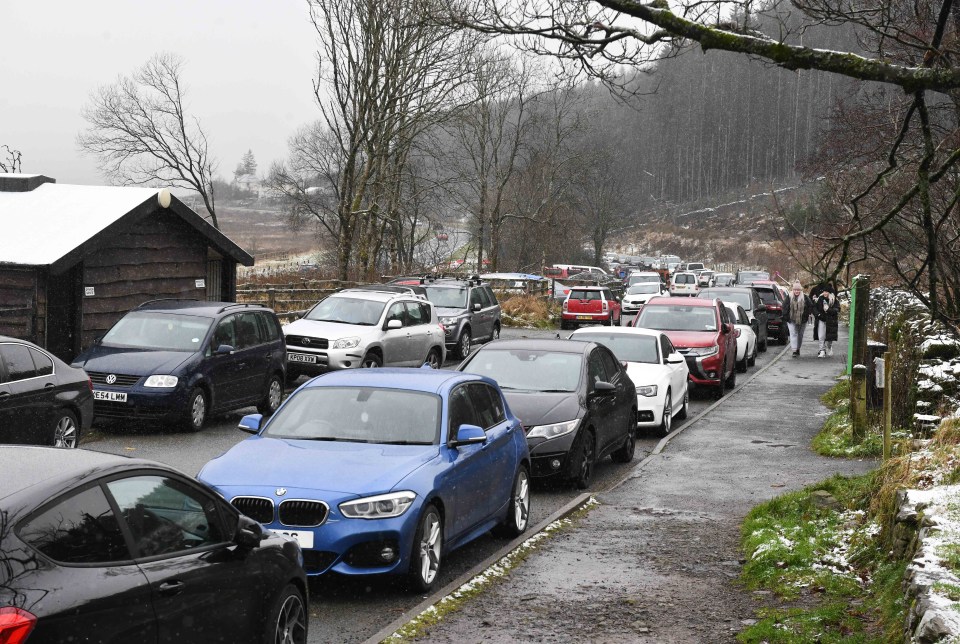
left=404, top=326, right=875, bottom=643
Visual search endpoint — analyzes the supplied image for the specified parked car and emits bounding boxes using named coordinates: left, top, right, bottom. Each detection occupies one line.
left=620, top=282, right=665, bottom=315
left=0, top=446, right=308, bottom=644
left=712, top=272, right=736, bottom=287
left=198, top=368, right=530, bottom=592
left=724, top=303, right=758, bottom=372
left=735, top=269, right=770, bottom=285
left=568, top=327, right=689, bottom=437
left=561, top=286, right=622, bottom=329
left=697, top=287, right=769, bottom=351
left=0, top=336, right=92, bottom=448
left=71, top=301, right=287, bottom=432
left=749, top=284, right=789, bottom=344
left=420, top=276, right=501, bottom=358
left=697, top=270, right=716, bottom=287
left=458, top=339, right=637, bottom=488
left=625, top=271, right=663, bottom=287
left=283, top=287, right=446, bottom=381
left=669, top=271, right=700, bottom=297
left=631, top=296, right=738, bottom=398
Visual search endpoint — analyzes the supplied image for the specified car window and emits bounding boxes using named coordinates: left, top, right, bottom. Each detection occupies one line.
left=448, top=385, right=481, bottom=434
left=460, top=349, right=583, bottom=392
left=469, top=288, right=484, bottom=309
left=30, top=348, right=54, bottom=376
left=386, top=302, right=407, bottom=326
left=602, top=290, right=613, bottom=301
left=483, top=287, right=498, bottom=306
left=418, top=302, right=432, bottom=323
left=598, top=347, right=621, bottom=379
left=0, top=343, right=38, bottom=381
left=257, top=312, right=282, bottom=342
left=107, top=475, right=227, bottom=558
left=755, top=289, right=779, bottom=305
left=465, top=383, right=502, bottom=429
left=480, top=384, right=506, bottom=424
left=659, top=335, right=672, bottom=362
left=19, top=484, right=131, bottom=564
left=587, top=349, right=608, bottom=387
left=234, top=312, right=262, bottom=349
left=736, top=306, right=750, bottom=324
left=212, top=315, right=238, bottom=349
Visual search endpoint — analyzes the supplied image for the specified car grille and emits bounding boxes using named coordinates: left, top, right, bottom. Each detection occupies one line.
left=93, top=404, right=167, bottom=420
left=231, top=496, right=275, bottom=524
left=285, top=335, right=329, bottom=350
left=87, top=372, right=142, bottom=387
left=279, top=500, right=328, bottom=527
left=302, top=550, right=338, bottom=574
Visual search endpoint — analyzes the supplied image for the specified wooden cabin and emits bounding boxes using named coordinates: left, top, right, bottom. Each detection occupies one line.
left=0, top=174, right=254, bottom=361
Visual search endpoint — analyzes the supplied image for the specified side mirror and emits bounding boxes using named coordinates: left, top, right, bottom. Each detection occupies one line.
left=216, top=344, right=235, bottom=355
left=234, top=514, right=264, bottom=549
left=591, top=381, right=616, bottom=396
left=452, top=423, right=486, bottom=447
left=666, top=353, right=685, bottom=364
left=473, top=303, right=482, bottom=312
left=721, top=323, right=733, bottom=334
left=238, top=413, right=263, bottom=434
left=386, top=319, right=403, bottom=330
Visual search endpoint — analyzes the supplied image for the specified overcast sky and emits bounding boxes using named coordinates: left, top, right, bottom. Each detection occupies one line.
left=2, top=0, right=320, bottom=185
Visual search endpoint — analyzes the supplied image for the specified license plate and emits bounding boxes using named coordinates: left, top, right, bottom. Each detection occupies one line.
left=287, top=353, right=317, bottom=364
left=93, top=390, right=127, bottom=402
left=274, top=529, right=314, bottom=549
left=576, top=315, right=593, bottom=320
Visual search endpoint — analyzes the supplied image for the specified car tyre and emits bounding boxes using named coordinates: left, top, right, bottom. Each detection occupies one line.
left=569, top=428, right=595, bottom=490
left=456, top=330, right=472, bottom=359
left=408, top=504, right=443, bottom=593
left=611, top=412, right=637, bottom=462
left=494, top=466, right=530, bottom=538
left=492, top=323, right=500, bottom=340
left=360, top=352, right=383, bottom=368
left=424, top=348, right=442, bottom=369
left=257, top=374, right=284, bottom=415
left=181, top=387, right=208, bottom=432
left=676, top=387, right=689, bottom=420
left=263, top=584, right=307, bottom=644
left=736, top=352, right=748, bottom=373
left=657, top=391, right=673, bottom=437
left=726, top=360, right=737, bottom=388
left=748, top=342, right=757, bottom=367
left=52, top=410, right=79, bottom=448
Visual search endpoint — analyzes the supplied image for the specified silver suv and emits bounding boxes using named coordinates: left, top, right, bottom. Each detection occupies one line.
left=283, top=287, right=446, bottom=381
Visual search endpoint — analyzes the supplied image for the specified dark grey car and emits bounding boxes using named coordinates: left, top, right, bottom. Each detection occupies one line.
left=421, top=278, right=502, bottom=358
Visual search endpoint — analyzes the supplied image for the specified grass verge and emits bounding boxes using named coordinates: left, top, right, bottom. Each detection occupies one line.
left=811, top=379, right=903, bottom=459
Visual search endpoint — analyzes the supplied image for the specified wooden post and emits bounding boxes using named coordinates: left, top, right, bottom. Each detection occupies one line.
left=267, top=288, right=276, bottom=311
left=848, top=275, right=870, bottom=409
left=851, top=364, right=867, bottom=443
left=883, top=349, right=893, bottom=460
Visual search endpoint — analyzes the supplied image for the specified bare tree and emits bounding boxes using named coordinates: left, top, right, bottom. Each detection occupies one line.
left=0, top=145, right=22, bottom=173
left=78, top=53, right=219, bottom=228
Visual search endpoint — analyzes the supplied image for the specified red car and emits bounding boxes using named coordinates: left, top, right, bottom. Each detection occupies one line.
left=561, top=286, right=622, bottom=329
left=630, top=296, right=737, bottom=397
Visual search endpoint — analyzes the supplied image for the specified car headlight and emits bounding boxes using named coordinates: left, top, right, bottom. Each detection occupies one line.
left=636, top=385, right=658, bottom=397
left=686, top=345, right=719, bottom=357
left=339, top=491, right=417, bottom=519
left=439, top=317, right=457, bottom=326
left=526, top=419, right=579, bottom=439
left=144, top=375, right=179, bottom=388
left=331, top=337, right=361, bottom=349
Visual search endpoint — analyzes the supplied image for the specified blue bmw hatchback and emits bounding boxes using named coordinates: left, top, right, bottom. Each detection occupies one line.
left=197, top=368, right=531, bottom=591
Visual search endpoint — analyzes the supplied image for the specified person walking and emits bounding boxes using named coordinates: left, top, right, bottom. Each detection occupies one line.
left=782, top=280, right=813, bottom=357
left=811, top=280, right=840, bottom=358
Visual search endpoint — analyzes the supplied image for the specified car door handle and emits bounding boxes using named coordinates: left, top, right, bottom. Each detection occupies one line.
left=0, top=391, right=9, bottom=398
left=157, top=581, right=185, bottom=596
left=44, top=383, right=56, bottom=389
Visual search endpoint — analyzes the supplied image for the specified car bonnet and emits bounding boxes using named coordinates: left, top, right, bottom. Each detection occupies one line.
left=72, top=344, right=194, bottom=376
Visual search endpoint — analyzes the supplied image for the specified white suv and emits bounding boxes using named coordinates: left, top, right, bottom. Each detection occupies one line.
left=283, top=287, right=446, bottom=380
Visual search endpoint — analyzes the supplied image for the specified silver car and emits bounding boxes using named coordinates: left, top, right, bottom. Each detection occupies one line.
left=283, top=288, right=446, bottom=380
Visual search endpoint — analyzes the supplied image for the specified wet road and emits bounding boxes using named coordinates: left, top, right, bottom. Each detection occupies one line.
left=80, top=320, right=781, bottom=643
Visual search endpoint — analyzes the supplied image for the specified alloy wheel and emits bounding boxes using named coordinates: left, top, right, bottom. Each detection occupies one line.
left=274, top=593, right=306, bottom=644
left=54, top=415, right=78, bottom=448
left=418, top=512, right=442, bottom=585
left=513, top=469, right=530, bottom=531
left=268, top=379, right=283, bottom=410
left=191, top=392, right=206, bottom=428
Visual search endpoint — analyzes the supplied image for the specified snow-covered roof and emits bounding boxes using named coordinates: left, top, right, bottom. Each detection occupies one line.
left=0, top=181, right=162, bottom=266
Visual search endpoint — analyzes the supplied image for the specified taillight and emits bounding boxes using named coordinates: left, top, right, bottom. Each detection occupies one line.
left=735, top=329, right=742, bottom=337
left=602, top=301, right=608, bottom=312
left=562, top=301, right=568, bottom=312
left=0, top=607, right=37, bottom=644
left=766, top=304, right=782, bottom=311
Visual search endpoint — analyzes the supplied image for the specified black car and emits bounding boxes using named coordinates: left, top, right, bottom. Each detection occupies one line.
left=749, top=285, right=789, bottom=344
left=0, top=336, right=92, bottom=448
left=71, top=300, right=287, bottom=431
left=697, top=287, right=769, bottom=351
left=458, top=339, right=637, bottom=488
left=0, top=446, right=307, bottom=644
left=420, top=277, right=502, bottom=358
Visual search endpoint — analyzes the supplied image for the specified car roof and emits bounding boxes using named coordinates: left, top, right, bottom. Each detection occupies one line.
left=300, top=367, right=486, bottom=394
left=567, top=285, right=607, bottom=291
left=570, top=327, right=662, bottom=338
left=344, top=284, right=428, bottom=297
left=629, top=271, right=660, bottom=276
left=644, top=296, right=715, bottom=307
left=701, top=286, right=753, bottom=292
left=331, top=289, right=419, bottom=303
left=474, top=338, right=593, bottom=354
left=0, top=446, right=163, bottom=503
left=134, top=300, right=270, bottom=316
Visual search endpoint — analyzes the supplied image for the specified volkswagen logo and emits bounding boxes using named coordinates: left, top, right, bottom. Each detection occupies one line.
left=301, top=338, right=311, bottom=346
left=105, top=374, right=117, bottom=385
left=276, top=488, right=287, bottom=497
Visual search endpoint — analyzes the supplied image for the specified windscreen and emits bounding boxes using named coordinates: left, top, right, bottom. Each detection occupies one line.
left=627, top=283, right=660, bottom=295
left=263, top=387, right=441, bottom=444
left=701, top=290, right=751, bottom=309
left=101, top=312, right=213, bottom=351
left=423, top=286, right=468, bottom=309
left=739, top=271, right=770, bottom=282
left=628, top=275, right=659, bottom=284
left=462, top=349, right=583, bottom=392
left=573, top=333, right=658, bottom=364
left=305, top=296, right=385, bottom=325
left=755, top=289, right=780, bottom=305
left=635, top=305, right=718, bottom=332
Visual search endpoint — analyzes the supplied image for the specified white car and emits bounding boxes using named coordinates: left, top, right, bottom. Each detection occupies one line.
left=568, top=327, right=689, bottom=437
left=670, top=271, right=700, bottom=297
left=724, top=303, right=757, bottom=373
left=621, top=282, right=665, bottom=314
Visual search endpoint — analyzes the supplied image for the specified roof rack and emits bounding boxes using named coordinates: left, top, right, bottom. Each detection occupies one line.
left=136, top=298, right=201, bottom=309
left=217, top=302, right=267, bottom=313
left=346, top=284, right=428, bottom=297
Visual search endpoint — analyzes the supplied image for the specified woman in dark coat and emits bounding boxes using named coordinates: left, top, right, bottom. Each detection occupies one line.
left=811, top=281, right=839, bottom=358
left=783, top=281, right=814, bottom=357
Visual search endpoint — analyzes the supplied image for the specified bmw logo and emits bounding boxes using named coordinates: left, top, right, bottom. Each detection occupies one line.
left=276, top=488, right=287, bottom=497
left=105, top=374, right=117, bottom=384
left=301, top=338, right=311, bottom=346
